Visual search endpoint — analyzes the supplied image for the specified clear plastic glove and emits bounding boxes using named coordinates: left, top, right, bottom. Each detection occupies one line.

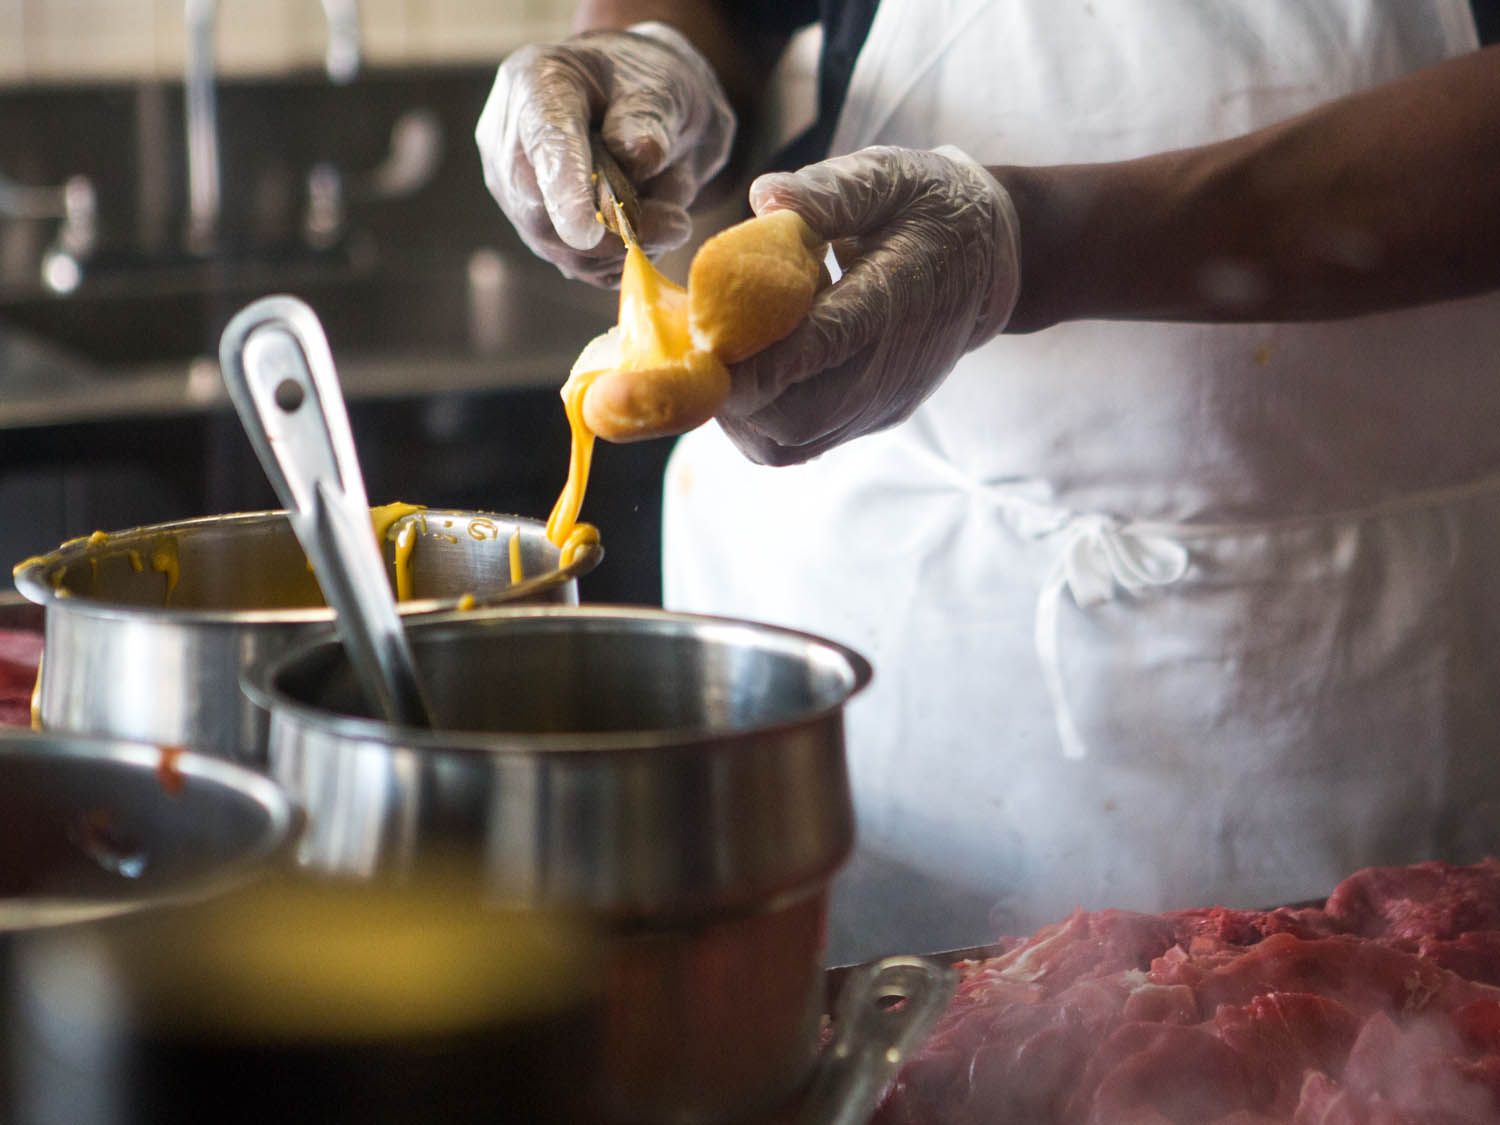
left=719, top=145, right=1021, bottom=465
left=474, top=22, right=735, bottom=286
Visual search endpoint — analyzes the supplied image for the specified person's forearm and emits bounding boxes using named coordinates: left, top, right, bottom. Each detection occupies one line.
left=573, top=1, right=786, bottom=122
left=997, top=44, right=1500, bottom=332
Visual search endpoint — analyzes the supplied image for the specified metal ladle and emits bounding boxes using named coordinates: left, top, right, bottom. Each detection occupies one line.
left=218, top=295, right=435, bottom=728
left=799, top=956, right=958, bottom=1125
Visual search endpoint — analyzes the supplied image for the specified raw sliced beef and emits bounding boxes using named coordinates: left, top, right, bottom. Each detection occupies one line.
left=873, top=860, right=1500, bottom=1124
left=0, top=626, right=42, bottom=727
left=1326, top=860, right=1500, bottom=943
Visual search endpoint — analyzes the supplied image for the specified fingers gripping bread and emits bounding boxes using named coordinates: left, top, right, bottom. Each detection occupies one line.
left=578, top=210, right=827, bottom=442
left=688, top=210, right=827, bottom=365
left=546, top=210, right=825, bottom=551
left=581, top=349, right=731, bottom=441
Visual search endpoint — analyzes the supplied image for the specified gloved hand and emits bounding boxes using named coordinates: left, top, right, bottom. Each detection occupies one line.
left=719, top=145, right=1021, bottom=465
left=475, top=22, right=735, bottom=286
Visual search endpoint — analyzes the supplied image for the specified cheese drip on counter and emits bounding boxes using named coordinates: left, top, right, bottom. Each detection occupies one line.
left=546, top=238, right=689, bottom=567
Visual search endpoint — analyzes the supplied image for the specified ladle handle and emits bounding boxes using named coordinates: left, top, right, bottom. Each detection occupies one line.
left=797, top=956, right=957, bottom=1125
left=218, top=295, right=434, bottom=728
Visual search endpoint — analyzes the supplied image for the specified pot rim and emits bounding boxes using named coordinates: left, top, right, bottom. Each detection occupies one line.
left=247, top=604, right=875, bottom=756
left=0, top=729, right=300, bottom=931
left=11, top=508, right=601, bottom=626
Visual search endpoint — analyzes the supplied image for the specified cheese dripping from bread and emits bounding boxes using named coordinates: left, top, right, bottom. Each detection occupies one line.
left=546, top=208, right=826, bottom=558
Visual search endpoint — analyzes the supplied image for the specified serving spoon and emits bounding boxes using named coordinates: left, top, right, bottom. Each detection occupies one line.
left=218, top=295, right=435, bottom=728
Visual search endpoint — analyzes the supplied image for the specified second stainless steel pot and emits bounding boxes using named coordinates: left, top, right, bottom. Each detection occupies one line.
left=13, top=508, right=599, bottom=764
left=250, top=605, right=871, bottom=1124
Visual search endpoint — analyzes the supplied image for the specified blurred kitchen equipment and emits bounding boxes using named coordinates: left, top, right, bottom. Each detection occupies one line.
left=219, top=293, right=434, bottom=727
left=0, top=730, right=292, bottom=933
left=13, top=507, right=597, bottom=763
left=185, top=0, right=361, bottom=253
left=0, top=170, right=96, bottom=294
left=9, top=873, right=603, bottom=1125
left=250, top=604, right=871, bottom=1124
left=0, top=593, right=44, bottom=728
left=304, top=108, right=444, bottom=250
left=0, top=730, right=293, bottom=1119
left=798, top=957, right=958, bottom=1125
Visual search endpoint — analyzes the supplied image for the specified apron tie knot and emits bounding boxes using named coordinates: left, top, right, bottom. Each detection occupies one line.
left=1059, top=515, right=1191, bottom=607
left=1038, top=514, right=1192, bottom=760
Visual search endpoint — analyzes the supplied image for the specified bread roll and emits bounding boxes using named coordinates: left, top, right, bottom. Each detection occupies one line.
left=574, top=210, right=825, bottom=443
left=688, top=210, right=826, bottom=364
left=581, top=347, right=730, bottom=441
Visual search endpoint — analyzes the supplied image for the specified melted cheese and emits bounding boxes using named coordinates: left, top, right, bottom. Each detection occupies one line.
left=30, top=648, right=43, bottom=731
left=468, top=517, right=499, bottom=542
left=547, top=240, right=691, bottom=559
left=85, top=531, right=110, bottom=584
left=371, top=502, right=425, bottom=545
left=558, top=523, right=599, bottom=569
left=617, top=241, right=695, bottom=368
left=508, top=527, right=525, bottom=585
left=150, top=538, right=180, bottom=604
left=369, top=502, right=426, bottom=603
left=392, top=522, right=418, bottom=602
left=545, top=367, right=602, bottom=552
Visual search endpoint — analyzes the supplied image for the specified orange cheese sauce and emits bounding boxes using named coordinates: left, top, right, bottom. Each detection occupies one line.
left=508, top=527, right=525, bottom=585
left=370, top=502, right=426, bottom=602
left=392, top=522, right=418, bottom=601
left=149, top=538, right=180, bottom=604
left=156, top=745, right=187, bottom=797
left=547, top=238, right=686, bottom=566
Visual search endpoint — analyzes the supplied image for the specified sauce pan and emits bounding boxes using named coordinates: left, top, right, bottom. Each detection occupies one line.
left=13, top=508, right=599, bottom=764
left=250, top=604, right=870, bottom=1124
left=0, top=730, right=294, bottom=1119
left=0, top=729, right=293, bottom=932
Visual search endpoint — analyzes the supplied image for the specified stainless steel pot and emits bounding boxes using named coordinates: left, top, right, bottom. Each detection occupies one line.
left=0, top=729, right=294, bottom=931
left=10, top=875, right=606, bottom=1125
left=13, top=509, right=599, bottom=764
left=0, top=730, right=295, bottom=1120
left=249, top=605, right=871, bottom=1125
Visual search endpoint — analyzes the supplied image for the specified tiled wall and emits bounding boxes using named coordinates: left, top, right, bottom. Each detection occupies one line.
left=0, top=0, right=575, bottom=84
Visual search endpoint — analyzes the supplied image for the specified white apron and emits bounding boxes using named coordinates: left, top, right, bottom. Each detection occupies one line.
left=663, top=0, right=1500, bottom=963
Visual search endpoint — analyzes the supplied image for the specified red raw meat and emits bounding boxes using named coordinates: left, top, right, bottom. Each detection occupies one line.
left=1327, top=859, right=1500, bottom=943
left=1169, top=906, right=1340, bottom=953
left=1423, top=935, right=1500, bottom=989
left=0, top=627, right=43, bottom=668
left=0, top=626, right=43, bottom=727
left=977, top=909, right=1183, bottom=989
left=1173, top=934, right=1489, bottom=1021
left=1339, top=1010, right=1499, bottom=1121
left=873, top=860, right=1500, bottom=1125
left=1069, top=1022, right=1255, bottom=1123
left=1214, top=993, right=1362, bottom=1113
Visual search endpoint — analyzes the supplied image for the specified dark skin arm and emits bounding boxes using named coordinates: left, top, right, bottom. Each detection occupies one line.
left=579, top=9, right=1499, bottom=331
left=999, top=44, right=1500, bottom=331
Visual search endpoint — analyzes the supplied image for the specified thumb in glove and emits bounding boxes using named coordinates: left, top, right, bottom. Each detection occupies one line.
left=719, top=145, right=1020, bottom=464
left=475, top=22, right=735, bottom=286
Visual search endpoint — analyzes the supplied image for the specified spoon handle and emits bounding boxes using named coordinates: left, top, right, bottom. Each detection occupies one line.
left=219, top=295, right=434, bottom=728
left=797, top=956, right=957, bottom=1125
